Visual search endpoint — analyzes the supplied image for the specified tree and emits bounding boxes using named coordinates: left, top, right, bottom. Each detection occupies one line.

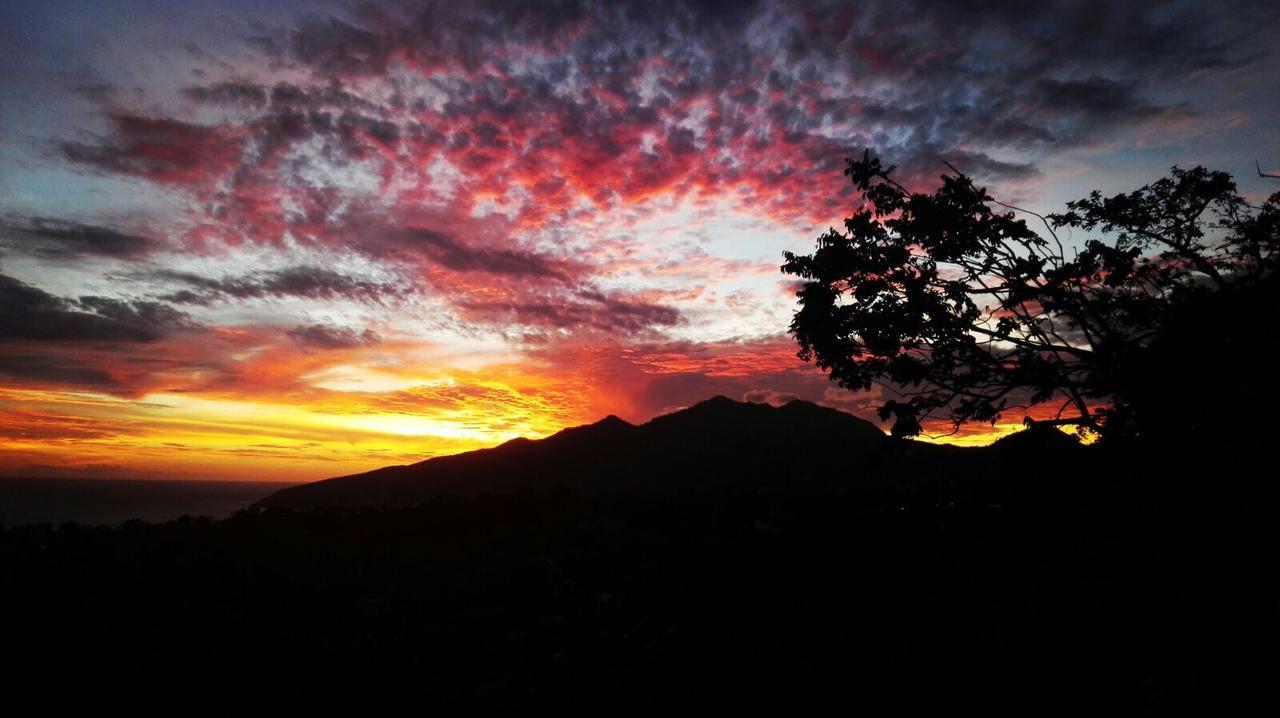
left=781, top=152, right=1279, bottom=442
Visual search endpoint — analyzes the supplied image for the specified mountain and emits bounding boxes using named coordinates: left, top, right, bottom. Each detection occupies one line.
left=255, top=396, right=893, bottom=510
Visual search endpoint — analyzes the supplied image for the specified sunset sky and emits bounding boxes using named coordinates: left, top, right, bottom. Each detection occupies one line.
left=2, top=0, right=1278, bottom=481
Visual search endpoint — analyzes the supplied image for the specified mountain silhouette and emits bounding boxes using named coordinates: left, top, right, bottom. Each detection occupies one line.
left=256, top=396, right=894, bottom=509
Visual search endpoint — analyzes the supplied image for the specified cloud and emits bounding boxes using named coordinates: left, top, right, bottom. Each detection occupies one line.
left=287, top=323, right=381, bottom=349
left=522, top=336, right=873, bottom=423
left=267, top=81, right=375, bottom=110
left=0, top=216, right=154, bottom=259
left=183, top=81, right=269, bottom=108
left=742, top=389, right=800, bottom=406
left=0, top=301, right=282, bottom=398
left=458, top=289, right=681, bottom=336
left=46, top=0, right=1265, bottom=275
left=0, top=408, right=124, bottom=441
left=290, top=15, right=398, bottom=77
left=151, top=266, right=407, bottom=305
left=53, top=1, right=1273, bottom=222
left=74, top=296, right=196, bottom=333
left=257, top=0, right=1265, bottom=195
left=0, top=275, right=226, bottom=397
left=386, top=228, right=570, bottom=279
left=60, top=112, right=242, bottom=185
left=71, top=80, right=118, bottom=105
left=0, top=274, right=192, bottom=343
left=0, top=354, right=122, bottom=389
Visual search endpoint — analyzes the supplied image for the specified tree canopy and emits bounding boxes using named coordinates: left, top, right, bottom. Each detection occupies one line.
left=782, top=152, right=1280, bottom=442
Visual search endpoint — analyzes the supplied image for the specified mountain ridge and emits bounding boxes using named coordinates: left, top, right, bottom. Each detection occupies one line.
left=253, top=396, right=1068, bottom=510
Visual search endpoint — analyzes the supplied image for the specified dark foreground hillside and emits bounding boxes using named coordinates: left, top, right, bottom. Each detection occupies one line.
left=2, top=410, right=1276, bottom=713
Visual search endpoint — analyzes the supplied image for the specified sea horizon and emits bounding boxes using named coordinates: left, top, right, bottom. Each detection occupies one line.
left=0, top=477, right=303, bottom=529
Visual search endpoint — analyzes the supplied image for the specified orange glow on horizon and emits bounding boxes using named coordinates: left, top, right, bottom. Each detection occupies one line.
left=1, top=367, right=1096, bottom=482
left=0, top=362, right=607, bottom=481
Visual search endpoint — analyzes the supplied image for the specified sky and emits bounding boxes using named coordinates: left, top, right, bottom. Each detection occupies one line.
left=1, top=0, right=1278, bottom=481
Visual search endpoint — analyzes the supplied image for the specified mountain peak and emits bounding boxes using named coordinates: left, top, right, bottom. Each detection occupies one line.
left=257, top=395, right=889, bottom=510
left=594, top=414, right=631, bottom=428
left=544, top=413, right=635, bottom=443
left=689, top=395, right=741, bottom=409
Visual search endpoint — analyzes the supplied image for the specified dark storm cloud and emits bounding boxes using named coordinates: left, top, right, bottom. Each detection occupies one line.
left=53, top=0, right=1274, bottom=200
left=775, top=0, right=1266, bottom=172
left=267, top=82, right=378, bottom=111
left=337, top=110, right=400, bottom=148
left=575, top=290, right=682, bottom=330
left=249, top=108, right=399, bottom=166
left=267, top=0, right=1270, bottom=183
left=74, top=296, right=195, bottom=332
left=0, top=216, right=154, bottom=259
left=0, top=274, right=193, bottom=342
left=151, top=266, right=407, bottom=305
left=894, top=77, right=1183, bottom=157
left=0, top=354, right=120, bottom=388
left=71, top=80, right=118, bottom=105
left=60, top=113, right=241, bottom=185
left=183, top=81, right=269, bottom=108
left=459, top=290, right=680, bottom=335
left=287, top=323, right=381, bottom=349
left=391, top=228, right=568, bottom=279
left=289, top=15, right=397, bottom=77
left=899, top=146, right=1039, bottom=182
left=1034, top=78, right=1169, bottom=123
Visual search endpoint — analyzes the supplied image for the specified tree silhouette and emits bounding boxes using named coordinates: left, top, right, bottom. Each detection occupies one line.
left=782, top=152, right=1279, bottom=441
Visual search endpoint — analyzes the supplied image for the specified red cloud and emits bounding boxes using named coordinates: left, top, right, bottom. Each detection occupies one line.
left=61, top=113, right=243, bottom=186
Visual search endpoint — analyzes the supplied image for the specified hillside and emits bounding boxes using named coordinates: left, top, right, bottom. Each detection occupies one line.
left=256, top=396, right=893, bottom=509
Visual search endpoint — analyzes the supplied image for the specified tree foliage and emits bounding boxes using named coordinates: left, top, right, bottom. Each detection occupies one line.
left=782, top=152, right=1280, bottom=441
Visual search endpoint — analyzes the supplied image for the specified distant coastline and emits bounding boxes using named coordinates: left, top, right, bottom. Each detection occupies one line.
left=0, top=477, right=302, bottom=528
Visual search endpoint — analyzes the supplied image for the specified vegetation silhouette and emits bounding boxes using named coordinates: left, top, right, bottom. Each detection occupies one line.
left=782, top=153, right=1280, bottom=443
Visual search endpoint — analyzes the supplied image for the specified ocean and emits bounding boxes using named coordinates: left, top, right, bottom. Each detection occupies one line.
left=0, top=478, right=302, bottom=528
